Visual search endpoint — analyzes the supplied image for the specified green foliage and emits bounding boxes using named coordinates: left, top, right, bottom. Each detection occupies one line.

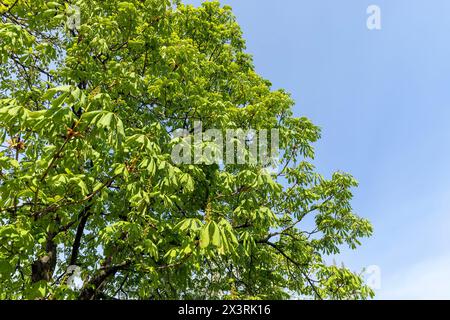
left=0, top=0, right=373, bottom=300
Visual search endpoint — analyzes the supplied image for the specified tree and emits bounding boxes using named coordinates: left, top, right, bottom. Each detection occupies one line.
left=0, top=0, right=373, bottom=300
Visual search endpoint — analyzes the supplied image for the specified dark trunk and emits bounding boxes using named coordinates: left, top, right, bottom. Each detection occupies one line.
left=31, top=232, right=57, bottom=283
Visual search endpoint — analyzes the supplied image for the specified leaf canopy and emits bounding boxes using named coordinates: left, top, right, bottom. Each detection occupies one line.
left=0, top=0, right=373, bottom=300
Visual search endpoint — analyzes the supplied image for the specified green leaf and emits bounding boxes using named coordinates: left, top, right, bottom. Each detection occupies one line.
left=199, top=223, right=210, bottom=249
left=98, top=112, right=114, bottom=128
left=42, top=85, right=72, bottom=100
left=210, top=222, right=221, bottom=247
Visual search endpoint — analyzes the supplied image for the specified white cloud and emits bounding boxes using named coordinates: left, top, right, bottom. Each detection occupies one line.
left=377, top=254, right=450, bottom=300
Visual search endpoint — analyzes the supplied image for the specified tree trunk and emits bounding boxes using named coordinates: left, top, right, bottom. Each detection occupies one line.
left=31, top=232, right=57, bottom=283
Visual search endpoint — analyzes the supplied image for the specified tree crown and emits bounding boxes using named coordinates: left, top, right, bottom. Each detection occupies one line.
left=0, top=0, right=373, bottom=300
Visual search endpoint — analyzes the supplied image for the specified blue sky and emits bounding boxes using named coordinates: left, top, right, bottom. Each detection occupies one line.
left=187, top=0, right=450, bottom=299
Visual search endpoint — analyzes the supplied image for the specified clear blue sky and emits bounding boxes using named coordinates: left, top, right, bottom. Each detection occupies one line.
left=187, top=0, right=450, bottom=299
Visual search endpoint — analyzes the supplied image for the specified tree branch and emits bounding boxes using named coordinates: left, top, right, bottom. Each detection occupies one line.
left=79, top=261, right=131, bottom=300
left=69, top=203, right=93, bottom=266
left=264, top=241, right=322, bottom=300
